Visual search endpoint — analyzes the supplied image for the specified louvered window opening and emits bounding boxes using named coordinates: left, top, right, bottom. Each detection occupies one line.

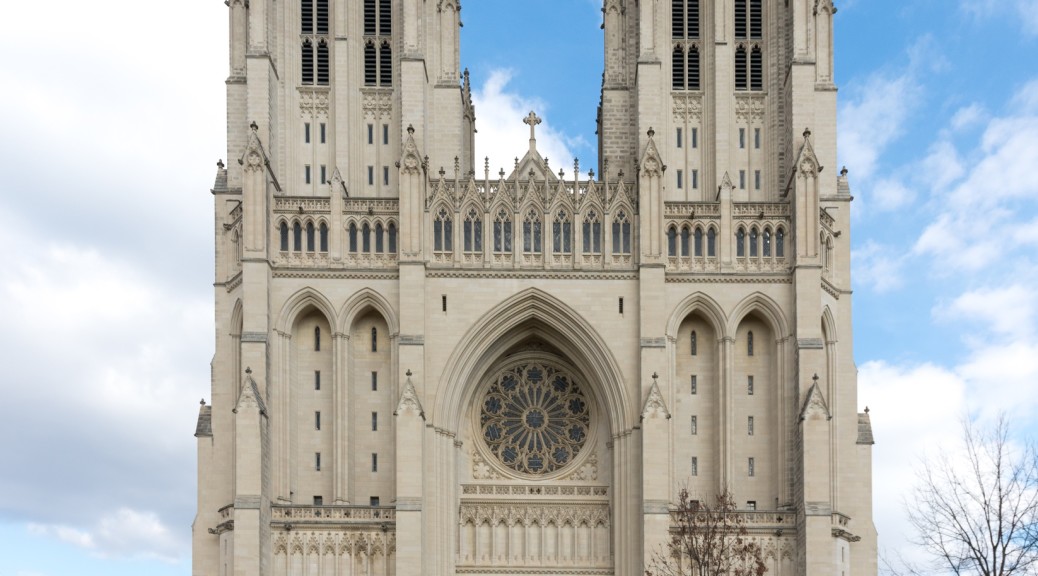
left=301, top=0, right=330, bottom=85
left=364, top=0, right=393, bottom=86
left=734, top=0, right=763, bottom=92
left=671, top=1, right=701, bottom=91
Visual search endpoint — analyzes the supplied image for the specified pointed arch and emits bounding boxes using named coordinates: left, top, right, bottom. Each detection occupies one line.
left=338, top=287, right=399, bottom=336
left=434, top=288, right=631, bottom=433
left=727, top=292, right=789, bottom=339
left=667, top=292, right=728, bottom=340
left=821, top=305, right=837, bottom=344
left=275, top=287, right=338, bottom=333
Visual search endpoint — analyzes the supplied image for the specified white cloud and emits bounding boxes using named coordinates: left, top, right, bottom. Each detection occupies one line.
left=852, top=241, right=906, bottom=293
left=961, top=0, right=1038, bottom=36
left=937, top=285, right=1037, bottom=340
left=839, top=70, right=920, bottom=181
left=472, top=69, right=586, bottom=178
left=859, top=360, right=966, bottom=567
left=950, top=103, right=986, bottom=131
left=869, top=178, right=917, bottom=212
left=30, top=508, right=182, bottom=564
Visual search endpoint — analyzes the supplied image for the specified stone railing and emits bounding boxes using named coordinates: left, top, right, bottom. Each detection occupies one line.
left=271, top=505, right=396, bottom=524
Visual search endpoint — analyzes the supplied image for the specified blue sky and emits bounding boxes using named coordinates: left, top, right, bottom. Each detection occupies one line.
left=1, top=1, right=1037, bottom=574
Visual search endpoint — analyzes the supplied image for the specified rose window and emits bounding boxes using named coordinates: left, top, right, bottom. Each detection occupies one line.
left=479, top=361, right=591, bottom=476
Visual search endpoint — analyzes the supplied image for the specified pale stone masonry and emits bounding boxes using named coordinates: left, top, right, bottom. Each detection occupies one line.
left=193, top=1, right=876, bottom=575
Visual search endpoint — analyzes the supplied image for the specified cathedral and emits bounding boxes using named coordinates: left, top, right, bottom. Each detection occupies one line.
left=192, top=0, right=877, bottom=574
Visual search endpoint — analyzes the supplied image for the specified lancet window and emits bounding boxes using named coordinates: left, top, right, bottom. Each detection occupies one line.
left=680, top=226, right=691, bottom=257
left=523, top=210, right=542, bottom=253
left=553, top=210, right=572, bottom=254
left=464, top=209, right=482, bottom=253
left=434, top=208, right=453, bottom=253
left=582, top=210, right=601, bottom=254
left=493, top=210, right=512, bottom=253
left=612, top=210, right=632, bottom=255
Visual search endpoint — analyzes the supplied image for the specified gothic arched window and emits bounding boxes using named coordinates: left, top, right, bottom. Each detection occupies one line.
left=735, top=45, right=748, bottom=91
left=694, top=226, right=703, bottom=257
left=319, top=222, right=328, bottom=252
left=301, top=39, right=314, bottom=85
left=434, top=208, right=453, bottom=252
left=306, top=222, right=316, bottom=252
left=747, top=331, right=754, bottom=356
left=680, top=226, right=691, bottom=257
left=388, top=222, right=398, bottom=254
left=523, top=210, right=542, bottom=253
left=363, top=0, right=393, bottom=86
left=707, top=227, right=717, bottom=257
left=736, top=227, right=746, bottom=257
left=348, top=222, right=358, bottom=253
left=375, top=222, right=385, bottom=253
left=667, top=226, right=678, bottom=257
left=776, top=227, right=785, bottom=258
left=749, top=228, right=759, bottom=257
left=293, top=222, right=303, bottom=252
left=672, top=1, right=701, bottom=90
left=582, top=210, right=601, bottom=254
left=493, top=209, right=512, bottom=253
left=763, top=228, right=772, bottom=257
left=464, top=209, right=482, bottom=253
left=280, top=222, right=289, bottom=251
left=314, top=326, right=321, bottom=351
left=612, top=210, right=631, bottom=255
left=553, top=210, right=572, bottom=254
left=691, top=330, right=698, bottom=356
left=371, top=327, right=378, bottom=352
left=362, top=222, right=372, bottom=253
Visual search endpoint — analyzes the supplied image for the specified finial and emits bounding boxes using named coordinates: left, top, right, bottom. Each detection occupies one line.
left=559, top=168, right=565, bottom=179
left=406, top=369, right=413, bottom=377
left=438, top=166, right=446, bottom=177
left=647, top=127, right=655, bottom=138
left=652, top=372, right=658, bottom=381
left=499, top=168, right=506, bottom=178
left=249, top=121, right=258, bottom=132
left=840, top=166, right=849, bottom=177
left=245, top=367, right=252, bottom=374
left=865, top=406, right=870, bottom=413
left=217, top=159, right=225, bottom=169
left=803, top=127, right=812, bottom=139
left=618, top=169, right=624, bottom=179
left=812, top=373, right=819, bottom=382
left=484, top=156, right=490, bottom=172
left=574, top=158, right=580, bottom=175
left=588, top=169, right=595, bottom=179
left=544, top=157, right=549, bottom=170
left=407, top=124, right=415, bottom=135
left=200, top=398, right=206, bottom=406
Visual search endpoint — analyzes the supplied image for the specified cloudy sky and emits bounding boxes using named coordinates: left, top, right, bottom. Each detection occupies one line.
left=1, top=0, right=1036, bottom=574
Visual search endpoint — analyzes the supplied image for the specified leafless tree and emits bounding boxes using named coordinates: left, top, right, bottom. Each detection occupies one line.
left=899, top=414, right=1038, bottom=576
left=645, top=487, right=767, bottom=576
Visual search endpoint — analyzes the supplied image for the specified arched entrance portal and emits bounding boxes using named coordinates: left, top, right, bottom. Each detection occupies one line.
left=457, top=348, right=612, bottom=572
left=430, top=288, right=636, bottom=576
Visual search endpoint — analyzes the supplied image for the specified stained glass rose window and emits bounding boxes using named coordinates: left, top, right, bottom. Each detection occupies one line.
left=479, top=361, right=591, bottom=475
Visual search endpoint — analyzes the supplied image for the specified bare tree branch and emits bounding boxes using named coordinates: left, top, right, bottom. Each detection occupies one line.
left=904, top=414, right=1038, bottom=576
left=646, top=487, right=767, bottom=576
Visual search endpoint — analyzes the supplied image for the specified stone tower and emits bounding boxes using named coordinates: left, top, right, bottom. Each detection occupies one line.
left=194, top=0, right=876, bottom=575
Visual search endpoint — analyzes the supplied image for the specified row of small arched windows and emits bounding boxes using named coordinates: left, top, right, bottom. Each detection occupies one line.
left=736, top=226, right=785, bottom=258
left=667, top=225, right=717, bottom=258
left=280, top=221, right=329, bottom=253
left=434, top=208, right=634, bottom=256
left=348, top=221, right=398, bottom=254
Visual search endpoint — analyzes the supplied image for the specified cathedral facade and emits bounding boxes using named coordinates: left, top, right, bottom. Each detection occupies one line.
left=192, top=0, right=877, bottom=574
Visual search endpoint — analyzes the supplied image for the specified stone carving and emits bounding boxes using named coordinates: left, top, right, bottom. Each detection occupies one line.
left=298, top=88, right=330, bottom=118
left=799, top=375, right=832, bottom=421
left=471, top=450, right=502, bottom=480
left=394, top=371, right=425, bottom=418
left=361, top=89, right=393, bottom=120
left=641, top=374, right=670, bottom=420
left=672, top=93, right=704, bottom=121
left=561, top=451, right=599, bottom=482
left=735, top=94, right=766, bottom=122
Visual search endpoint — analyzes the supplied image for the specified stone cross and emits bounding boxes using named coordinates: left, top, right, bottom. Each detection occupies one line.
left=524, top=111, right=541, bottom=153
